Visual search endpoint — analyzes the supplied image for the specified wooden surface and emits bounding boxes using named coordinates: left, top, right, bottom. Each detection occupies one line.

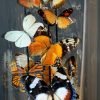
left=97, top=0, right=99, bottom=100
left=80, top=0, right=98, bottom=100
left=0, top=0, right=98, bottom=100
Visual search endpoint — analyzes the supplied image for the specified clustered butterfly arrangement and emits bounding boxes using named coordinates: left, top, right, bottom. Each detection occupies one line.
left=4, top=0, right=80, bottom=100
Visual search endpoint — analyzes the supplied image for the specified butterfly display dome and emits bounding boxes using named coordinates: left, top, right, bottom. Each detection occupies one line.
left=0, top=0, right=98, bottom=100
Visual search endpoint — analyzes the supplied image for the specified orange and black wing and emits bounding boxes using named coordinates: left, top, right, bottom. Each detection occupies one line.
left=38, top=9, right=57, bottom=25
left=18, top=0, right=42, bottom=8
left=57, top=17, right=73, bottom=29
left=38, top=9, right=73, bottom=29
left=12, top=75, right=25, bottom=92
left=59, top=8, right=73, bottom=17
left=56, top=8, right=73, bottom=29
left=12, top=75, right=24, bottom=88
left=29, top=64, right=43, bottom=79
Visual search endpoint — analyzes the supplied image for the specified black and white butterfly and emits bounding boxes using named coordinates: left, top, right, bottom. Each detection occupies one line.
left=21, top=62, right=78, bottom=100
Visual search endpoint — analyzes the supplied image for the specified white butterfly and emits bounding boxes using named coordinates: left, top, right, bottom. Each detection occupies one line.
left=5, top=14, right=44, bottom=48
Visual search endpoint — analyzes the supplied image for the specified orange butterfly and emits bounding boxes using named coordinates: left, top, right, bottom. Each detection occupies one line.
left=8, top=56, right=43, bottom=91
left=38, top=8, right=73, bottom=29
left=18, top=0, right=42, bottom=8
left=28, top=35, right=80, bottom=66
left=18, top=0, right=65, bottom=8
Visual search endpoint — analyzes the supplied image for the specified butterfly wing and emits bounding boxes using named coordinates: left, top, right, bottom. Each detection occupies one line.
left=18, top=0, right=42, bottom=8
left=52, top=75, right=78, bottom=100
left=52, top=69, right=72, bottom=100
left=34, top=26, right=49, bottom=37
left=66, top=56, right=77, bottom=77
left=5, top=31, right=24, bottom=42
left=29, top=64, right=43, bottom=79
left=23, top=14, right=36, bottom=32
left=12, top=75, right=25, bottom=89
left=5, top=31, right=31, bottom=48
left=29, top=41, right=48, bottom=56
left=26, top=22, right=44, bottom=38
left=59, top=37, right=80, bottom=56
left=54, top=87, right=71, bottom=100
left=29, top=36, right=51, bottom=56
left=41, top=44, right=62, bottom=66
left=41, top=37, right=79, bottom=66
left=21, top=75, right=50, bottom=99
left=15, top=33, right=31, bottom=48
left=52, top=0, right=65, bottom=8
left=53, top=69, right=79, bottom=100
left=23, top=14, right=44, bottom=38
left=8, top=61, right=26, bottom=91
left=33, top=0, right=42, bottom=7
left=15, top=53, right=43, bottom=78
left=9, top=60, right=26, bottom=74
left=15, top=53, right=34, bottom=68
left=38, top=9, right=57, bottom=25
left=57, top=17, right=73, bottom=29
left=59, top=8, right=73, bottom=17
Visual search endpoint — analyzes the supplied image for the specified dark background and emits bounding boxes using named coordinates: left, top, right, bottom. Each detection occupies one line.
left=0, top=0, right=98, bottom=100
